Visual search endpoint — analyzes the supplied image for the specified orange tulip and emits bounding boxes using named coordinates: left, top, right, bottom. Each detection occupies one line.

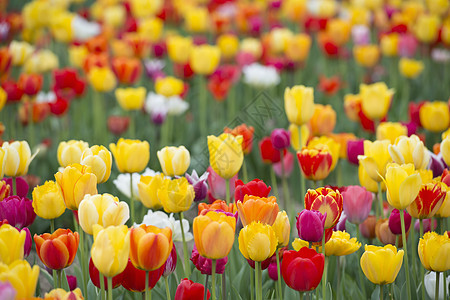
left=310, top=104, right=336, bottom=136
left=223, top=124, right=255, bottom=155
left=111, top=57, right=142, bottom=85
left=237, top=195, right=279, bottom=227
left=34, top=229, right=79, bottom=270
left=129, top=224, right=173, bottom=271
left=198, top=200, right=235, bottom=215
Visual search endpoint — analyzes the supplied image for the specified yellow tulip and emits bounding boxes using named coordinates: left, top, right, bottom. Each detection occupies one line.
left=138, top=18, right=163, bottom=42
left=358, top=163, right=386, bottom=193
left=0, top=87, right=6, bottom=112
left=155, top=76, right=184, bottom=97
left=239, top=221, right=277, bottom=262
left=353, top=44, right=380, bottom=68
left=415, top=14, right=440, bottom=44
left=360, top=244, right=404, bottom=285
left=426, top=0, right=449, bottom=15
left=380, top=33, right=399, bottom=57
left=271, top=211, right=290, bottom=248
left=289, top=123, right=309, bottom=151
left=360, top=82, right=394, bottom=121
left=137, top=174, right=166, bottom=209
left=167, top=35, right=192, bottom=64
left=80, top=145, right=112, bottom=184
left=157, top=146, right=190, bottom=177
left=50, top=10, right=74, bottom=43
left=158, top=177, right=195, bottom=213
left=344, top=93, right=362, bottom=122
left=217, top=34, right=239, bottom=60
left=442, top=21, right=450, bottom=46
left=130, top=0, right=163, bottom=18
left=55, top=163, right=98, bottom=210
left=45, top=288, right=84, bottom=300
left=358, top=140, right=391, bottom=182
left=284, top=85, right=315, bottom=126
left=418, top=232, right=450, bottom=272
left=78, top=193, right=130, bottom=235
left=292, top=238, right=309, bottom=251
left=308, top=136, right=340, bottom=171
left=193, top=211, right=236, bottom=259
left=109, top=138, right=150, bottom=173
left=419, top=101, right=450, bottom=133
left=0, top=224, right=25, bottom=265
left=399, top=58, right=424, bottom=79
left=240, top=38, right=262, bottom=59
left=326, top=19, right=351, bottom=46
left=382, top=163, right=422, bottom=210
left=190, top=45, right=221, bottom=75
left=441, top=136, right=450, bottom=167
left=349, top=7, right=370, bottom=26
left=318, top=231, right=361, bottom=256
left=103, top=5, right=126, bottom=28
left=184, top=6, right=209, bottom=33
left=23, top=49, right=59, bottom=74
left=9, top=41, right=34, bottom=66
left=68, top=45, right=88, bottom=69
left=32, top=181, right=66, bottom=219
left=207, top=133, right=243, bottom=179
left=115, top=87, right=146, bottom=111
left=91, top=224, right=130, bottom=277
left=0, top=260, right=40, bottom=299
left=269, top=28, right=293, bottom=54
left=388, top=135, right=430, bottom=170
left=88, top=67, right=117, bottom=93
left=376, top=122, right=407, bottom=144
left=2, top=141, right=37, bottom=177
left=57, top=140, right=89, bottom=168
left=285, top=33, right=311, bottom=63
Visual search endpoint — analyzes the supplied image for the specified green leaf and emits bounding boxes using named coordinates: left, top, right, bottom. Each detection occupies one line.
left=370, top=285, right=380, bottom=300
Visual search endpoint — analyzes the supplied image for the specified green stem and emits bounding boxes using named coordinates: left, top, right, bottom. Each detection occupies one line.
left=299, top=291, right=304, bottom=300
left=227, top=86, right=236, bottom=121
left=356, top=226, right=366, bottom=297
left=145, top=271, right=151, bottom=300
left=336, top=160, right=343, bottom=187
left=52, top=270, right=57, bottom=289
left=242, top=159, right=248, bottom=183
left=204, top=275, right=209, bottom=300
left=50, top=219, right=55, bottom=233
left=225, top=179, right=230, bottom=205
left=439, top=217, right=444, bottom=234
left=377, top=182, right=384, bottom=219
left=179, top=212, right=190, bottom=277
left=57, top=269, right=62, bottom=289
left=270, top=167, right=279, bottom=199
left=435, top=272, right=440, bottom=300
left=129, top=173, right=135, bottom=225
left=322, top=231, right=326, bottom=299
left=79, top=228, right=88, bottom=295
left=250, top=266, right=254, bottom=300
left=212, top=260, right=217, bottom=300
left=12, top=177, right=16, bottom=196
left=298, top=125, right=306, bottom=200
left=443, top=272, right=447, bottom=300
left=222, top=272, right=226, bottom=300
left=420, top=219, right=425, bottom=300
left=107, top=277, right=113, bottom=300
left=400, top=210, right=411, bottom=300
left=129, top=110, right=135, bottom=139
left=380, top=284, right=383, bottom=300
left=256, top=261, right=262, bottom=300
left=164, top=277, right=171, bottom=300
left=100, top=274, right=105, bottom=300
left=93, top=91, right=105, bottom=144
left=199, top=75, right=207, bottom=138
left=276, top=248, right=283, bottom=300
left=281, top=151, right=291, bottom=213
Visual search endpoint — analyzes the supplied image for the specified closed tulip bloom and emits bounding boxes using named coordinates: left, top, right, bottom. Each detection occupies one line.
left=318, top=231, right=361, bottom=256
left=442, top=137, right=450, bottom=167
left=88, top=67, right=117, bottom=93
left=78, top=193, right=130, bottom=235
left=418, top=232, right=450, bottom=272
left=376, top=122, right=407, bottom=144
left=424, top=271, right=450, bottom=300
left=358, top=139, right=391, bottom=182
left=130, top=224, right=173, bottom=271
left=2, top=141, right=36, bottom=177
left=272, top=211, right=290, bottom=248
left=115, top=87, right=146, bottom=111
left=89, top=257, right=124, bottom=290
left=284, top=85, right=315, bottom=126
left=190, top=45, right=221, bottom=75
left=80, top=145, right=112, bottom=184
left=137, top=174, right=166, bottom=209
left=376, top=218, right=408, bottom=247
left=0, top=260, right=40, bottom=299
left=157, top=146, right=190, bottom=177
left=419, top=101, right=450, bottom=132
left=0, top=196, right=36, bottom=229
left=259, top=137, right=284, bottom=164
left=121, top=258, right=164, bottom=292
left=224, top=124, right=255, bottom=155
left=399, top=58, right=424, bottom=79
left=342, top=185, right=373, bottom=224
left=239, top=221, right=277, bottom=262
left=305, top=187, right=343, bottom=229
left=34, top=228, right=79, bottom=270
left=110, top=138, right=150, bottom=173
left=0, top=224, right=26, bottom=265
left=310, top=104, right=336, bottom=136
left=360, top=82, right=393, bottom=121
left=111, top=57, right=142, bottom=85
left=388, top=135, right=430, bottom=170
left=383, top=163, right=422, bottom=210
left=296, top=209, right=326, bottom=243
left=270, top=129, right=290, bottom=150
left=407, top=182, right=446, bottom=219
left=307, top=136, right=340, bottom=171
left=45, top=288, right=83, bottom=299
left=32, top=180, right=66, bottom=219
left=415, top=14, right=440, bottom=43
left=388, top=209, right=411, bottom=235
left=217, top=34, right=239, bottom=60
left=155, top=76, right=184, bottom=97
left=208, top=133, right=243, bottom=179
left=167, top=36, right=192, bottom=64
left=91, top=224, right=130, bottom=277
left=57, top=140, right=89, bottom=168
left=360, top=245, right=404, bottom=284
left=55, top=163, right=98, bottom=210
left=353, top=44, right=380, bottom=68
left=158, top=177, right=195, bottom=213
left=297, top=147, right=333, bottom=181
left=191, top=245, right=228, bottom=275
left=184, top=6, right=209, bottom=32
left=0, top=181, right=10, bottom=201
left=237, top=194, right=279, bottom=226
left=380, top=33, right=399, bottom=57
left=175, top=278, right=211, bottom=300
left=281, top=248, right=324, bottom=292
left=198, top=200, right=235, bottom=215
left=193, top=211, right=236, bottom=259
left=285, top=33, right=311, bottom=62
left=359, top=215, right=377, bottom=240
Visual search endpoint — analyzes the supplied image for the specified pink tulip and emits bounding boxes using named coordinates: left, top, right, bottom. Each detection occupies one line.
left=273, top=151, right=294, bottom=178
left=207, top=166, right=237, bottom=201
left=342, top=185, right=373, bottom=224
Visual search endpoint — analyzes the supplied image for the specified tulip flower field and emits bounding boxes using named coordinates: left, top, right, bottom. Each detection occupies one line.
left=1, top=0, right=450, bottom=299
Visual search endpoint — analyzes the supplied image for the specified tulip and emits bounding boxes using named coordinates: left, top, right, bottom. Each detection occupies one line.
left=407, top=182, right=446, bottom=219
left=442, top=137, right=450, bottom=167
left=175, top=278, right=211, bottom=300
left=415, top=14, right=440, bottom=44
left=0, top=87, right=6, bottom=112
left=353, top=44, right=380, bottom=68
left=383, top=163, right=422, bottom=210
left=18, top=73, right=42, bottom=96
left=285, top=33, right=311, bottom=63
left=342, top=185, right=373, bottom=224
left=190, top=45, right=221, bottom=75
left=89, top=257, right=124, bottom=290
left=274, top=151, right=295, bottom=178
left=44, top=288, right=83, bottom=299
left=137, top=174, right=165, bottom=209
left=360, top=245, right=404, bottom=284
left=388, top=135, right=430, bottom=170
left=198, top=200, right=235, bottom=216
left=163, top=245, right=178, bottom=277
left=4, top=177, right=28, bottom=198
left=424, top=271, right=450, bottom=300
left=399, top=58, right=424, bottom=79
left=138, top=18, right=164, bottom=43
left=284, top=85, right=315, bottom=126
left=318, top=231, right=361, bottom=256
left=358, top=139, right=391, bottom=182
left=239, top=221, right=277, bottom=262
left=0, top=224, right=26, bottom=265
left=157, top=146, right=190, bottom=177
left=304, top=188, right=343, bottom=229
left=414, top=218, right=438, bottom=233
left=55, top=163, right=98, bottom=211
left=0, top=196, right=36, bottom=229
left=281, top=248, right=324, bottom=291
left=418, top=232, right=450, bottom=272
left=308, top=136, right=340, bottom=171
left=419, top=101, right=450, bottom=133
left=207, top=166, right=237, bottom=201
left=78, top=194, right=129, bottom=235
left=115, top=87, right=146, bottom=111
left=359, top=215, right=377, bottom=240
left=380, top=33, right=399, bottom=57
left=0, top=180, right=9, bottom=201
left=155, top=76, right=184, bottom=97
left=2, top=141, right=37, bottom=177
left=347, top=139, right=364, bottom=165
left=32, top=180, right=66, bottom=220
left=167, top=36, right=192, bottom=64
left=88, top=67, right=117, bottom=93
left=360, top=82, right=394, bottom=121
left=207, top=133, right=243, bottom=179
left=34, top=228, right=79, bottom=270
left=297, top=147, right=333, bottom=181
left=388, top=209, right=411, bottom=235
left=237, top=194, right=279, bottom=227
left=0, top=281, right=16, bottom=300
left=158, top=177, right=195, bottom=213
left=259, top=137, right=284, bottom=164
left=91, top=224, right=130, bottom=278
left=193, top=211, right=236, bottom=259
left=80, top=145, right=112, bottom=184
left=376, top=122, right=408, bottom=144
left=0, top=260, right=40, bottom=299
left=110, top=138, right=150, bottom=174
left=296, top=209, right=326, bottom=243
left=376, top=218, right=409, bottom=247
left=57, top=140, right=89, bottom=168
left=9, top=41, right=34, bottom=66
left=191, top=245, right=228, bottom=276
left=217, top=34, right=239, bottom=60
left=121, top=258, right=164, bottom=292
left=185, top=170, right=209, bottom=202
left=108, top=116, right=130, bottom=136
left=234, top=179, right=271, bottom=203
left=224, top=124, right=255, bottom=155
left=310, top=104, right=336, bottom=136
left=129, top=0, right=163, bottom=18
left=111, top=57, right=142, bottom=85
left=139, top=210, right=193, bottom=243
left=271, top=129, right=291, bottom=150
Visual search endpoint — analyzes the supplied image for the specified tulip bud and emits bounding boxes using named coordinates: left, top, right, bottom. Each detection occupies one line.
left=296, top=209, right=326, bottom=243
left=388, top=209, right=411, bottom=235
left=268, top=260, right=278, bottom=281
left=270, top=129, right=291, bottom=150
left=342, top=185, right=373, bottom=224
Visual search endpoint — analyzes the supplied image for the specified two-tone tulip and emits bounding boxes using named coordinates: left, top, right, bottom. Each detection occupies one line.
left=2, top=141, right=37, bottom=177
left=34, top=229, right=79, bottom=270
left=304, top=188, right=343, bottom=229
left=297, top=147, right=333, bottom=181
left=407, top=182, right=446, bottom=219
left=388, top=135, right=430, bottom=170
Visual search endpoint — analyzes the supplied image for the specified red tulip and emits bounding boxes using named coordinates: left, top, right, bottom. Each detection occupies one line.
left=89, top=257, right=123, bottom=290
left=0, top=47, right=12, bottom=80
left=18, top=73, right=43, bottom=96
left=281, top=248, right=325, bottom=292
left=49, top=98, right=70, bottom=116
left=234, top=179, right=271, bottom=203
left=120, top=259, right=164, bottom=292
left=259, top=137, right=285, bottom=164
left=2, top=80, right=23, bottom=102
left=82, top=52, right=109, bottom=73
left=107, top=115, right=130, bottom=136
left=318, top=75, right=342, bottom=96
left=175, top=278, right=211, bottom=300
left=304, top=187, right=343, bottom=229
left=53, top=68, right=86, bottom=100
left=112, top=57, right=142, bottom=85
left=191, top=245, right=227, bottom=275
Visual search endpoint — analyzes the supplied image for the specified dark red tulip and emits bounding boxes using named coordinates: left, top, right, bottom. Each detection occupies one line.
left=4, top=176, right=28, bottom=198
left=175, top=278, right=210, bottom=300
left=347, top=139, right=364, bottom=165
left=388, top=209, right=411, bottom=235
left=89, top=258, right=123, bottom=290
left=270, top=128, right=291, bottom=150
left=234, top=179, right=271, bottom=203
left=259, top=137, right=285, bottom=164
left=2, top=80, right=23, bottom=102
left=107, top=115, right=130, bottom=136
left=163, top=245, right=177, bottom=277
left=120, top=259, right=164, bottom=292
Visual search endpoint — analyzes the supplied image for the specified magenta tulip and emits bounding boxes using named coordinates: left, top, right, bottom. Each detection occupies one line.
left=191, top=245, right=227, bottom=275
left=0, top=195, right=36, bottom=229
left=342, top=185, right=373, bottom=224
left=270, top=129, right=291, bottom=150
left=296, top=209, right=326, bottom=243
left=347, top=140, right=364, bottom=165
left=389, top=209, right=411, bottom=235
